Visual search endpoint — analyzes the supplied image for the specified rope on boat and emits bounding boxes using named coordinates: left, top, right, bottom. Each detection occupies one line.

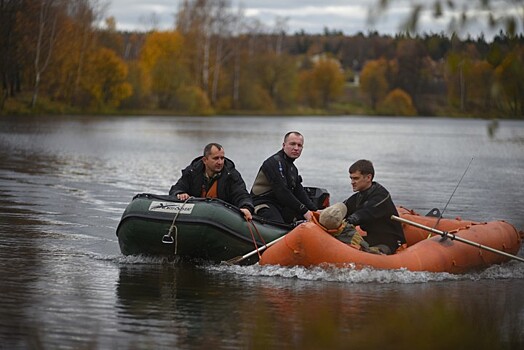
left=252, top=220, right=267, bottom=246
left=246, top=219, right=267, bottom=260
left=162, top=197, right=194, bottom=255
left=246, top=220, right=260, bottom=259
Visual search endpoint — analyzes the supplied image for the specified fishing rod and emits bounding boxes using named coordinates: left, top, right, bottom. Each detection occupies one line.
left=433, top=157, right=474, bottom=229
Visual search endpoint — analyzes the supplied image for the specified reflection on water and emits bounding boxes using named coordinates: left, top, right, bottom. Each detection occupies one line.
left=487, top=119, right=500, bottom=138
left=1, top=115, right=523, bottom=348
left=112, top=263, right=524, bottom=349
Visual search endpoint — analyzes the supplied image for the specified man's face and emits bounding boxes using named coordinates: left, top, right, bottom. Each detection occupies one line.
left=349, top=170, right=372, bottom=192
left=282, top=133, right=304, bottom=159
left=202, top=146, right=225, bottom=176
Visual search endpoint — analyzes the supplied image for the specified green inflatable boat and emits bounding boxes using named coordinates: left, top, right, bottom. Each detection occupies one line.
left=116, top=188, right=329, bottom=264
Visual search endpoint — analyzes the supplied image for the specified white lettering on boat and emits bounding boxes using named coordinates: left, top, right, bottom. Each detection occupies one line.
left=148, top=201, right=194, bottom=214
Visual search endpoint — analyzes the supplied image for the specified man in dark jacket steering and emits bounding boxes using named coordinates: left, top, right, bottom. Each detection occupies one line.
left=250, top=131, right=317, bottom=224
left=169, top=143, right=254, bottom=220
left=342, top=159, right=406, bottom=254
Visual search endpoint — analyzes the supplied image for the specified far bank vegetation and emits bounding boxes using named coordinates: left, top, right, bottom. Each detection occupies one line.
left=1, top=0, right=523, bottom=119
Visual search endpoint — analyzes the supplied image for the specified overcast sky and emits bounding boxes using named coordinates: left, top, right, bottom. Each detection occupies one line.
left=105, top=0, right=522, bottom=39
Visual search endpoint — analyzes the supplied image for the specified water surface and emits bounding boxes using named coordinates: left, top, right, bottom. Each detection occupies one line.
left=1, top=115, right=523, bottom=348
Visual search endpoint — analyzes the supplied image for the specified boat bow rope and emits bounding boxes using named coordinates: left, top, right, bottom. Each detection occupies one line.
left=162, top=197, right=194, bottom=254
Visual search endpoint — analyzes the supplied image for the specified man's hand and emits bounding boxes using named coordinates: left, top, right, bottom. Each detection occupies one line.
left=240, top=208, right=252, bottom=221
left=176, top=193, right=190, bottom=201
left=304, top=210, right=314, bottom=221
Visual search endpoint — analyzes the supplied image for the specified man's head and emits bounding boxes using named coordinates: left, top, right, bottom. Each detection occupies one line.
left=282, top=131, right=304, bottom=160
left=202, top=143, right=225, bottom=177
left=349, top=159, right=374, bottom=192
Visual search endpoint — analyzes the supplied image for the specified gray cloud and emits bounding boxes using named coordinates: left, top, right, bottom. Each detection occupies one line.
left=105, top=0, right=521, bottom=39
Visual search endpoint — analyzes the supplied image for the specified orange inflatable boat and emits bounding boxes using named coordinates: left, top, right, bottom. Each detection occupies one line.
left=259, top=208, right=523, bottom=274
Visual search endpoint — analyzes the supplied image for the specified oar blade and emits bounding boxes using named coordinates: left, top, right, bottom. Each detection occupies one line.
left=224, top=256, right=243, bottom=265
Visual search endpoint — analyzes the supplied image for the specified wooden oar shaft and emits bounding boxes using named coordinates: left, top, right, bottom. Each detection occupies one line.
left=225, top=234, right=287, bottom=265
left=391, top=215, right=524, bottom=263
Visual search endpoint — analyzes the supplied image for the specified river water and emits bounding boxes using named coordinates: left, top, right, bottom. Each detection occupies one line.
left=1, top=115, right=523, bottom=349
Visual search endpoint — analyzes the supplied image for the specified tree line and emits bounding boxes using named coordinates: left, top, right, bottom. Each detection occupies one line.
left=1, top=0, right=523, bottom=118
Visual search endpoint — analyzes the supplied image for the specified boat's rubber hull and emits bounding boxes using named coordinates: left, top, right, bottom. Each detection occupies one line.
left=116, top=194, right=290, bottom=262
left=259, top=219, right=522, bottom=273
left=397, top=207, right=477, bottom=246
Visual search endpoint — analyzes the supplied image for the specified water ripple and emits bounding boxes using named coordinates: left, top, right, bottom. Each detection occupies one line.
left=209, top=260, right=524, bottom=283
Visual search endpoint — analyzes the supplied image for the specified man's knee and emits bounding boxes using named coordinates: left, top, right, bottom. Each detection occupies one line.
left=255, top=204, right=284, bottom=223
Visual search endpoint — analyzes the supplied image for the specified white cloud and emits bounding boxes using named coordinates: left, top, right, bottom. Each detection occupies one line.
left=105, top=0, right=177, bottom=31
left=104, top=0, right=522, bottom=38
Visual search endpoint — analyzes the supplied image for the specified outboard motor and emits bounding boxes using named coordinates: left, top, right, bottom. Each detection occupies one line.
left=304, top=187, right=330, bottom=209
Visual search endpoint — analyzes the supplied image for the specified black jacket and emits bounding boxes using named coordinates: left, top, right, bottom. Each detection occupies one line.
left=169, top=157, right=254, bottom=212
left=343, top=182, right=405, bottom=253
left=251, top=149, right=317, bottom=215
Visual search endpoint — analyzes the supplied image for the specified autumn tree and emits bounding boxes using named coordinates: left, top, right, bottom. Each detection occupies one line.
left=369, top=0, right=523, bottom=113
left=299, top=57, right=345, bottom=108
left=392, top=38, right=428, bottom=108
left=139, top=30, right=210, bottom=112
left=176, top=0, right=238, bottom=106
left=227, top=48, right=276, bottom=111
left=494, top=46, right=524, bottom=117
left=140, top=31, right=184, bottom=108
left=229, top=19, right=276, bottom=110
left=0, top=0, right=24, bottom=108
left=81, top=47, right=132, bottom=108
left=445, top=41, right=484, bottom=112
left=0, top=0, right=103, bottom=112
left=377, top=88, right=417, bottom=116
left=98, top=17, right=125, bottom=55
left=252, top=52, right=298, bottom=109
left=48, top=0, right=101, bottom=106
left=359, top=58, right=390, bottom=109
left=468, top=60, right=495, bottom=112
left=29, top=0, right=62, bottom=108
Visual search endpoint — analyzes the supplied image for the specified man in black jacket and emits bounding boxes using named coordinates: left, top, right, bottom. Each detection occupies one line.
left=169, top=143, right=253, bottom=220
left=250, top=131, right=317, bottom=224
left=342, top=159, right=406, bottom=254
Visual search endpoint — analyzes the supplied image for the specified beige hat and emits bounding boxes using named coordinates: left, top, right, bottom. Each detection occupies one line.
left=319, top=203, right=347, bottom=229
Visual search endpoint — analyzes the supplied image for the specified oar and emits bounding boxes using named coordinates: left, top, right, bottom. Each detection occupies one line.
left=224, top=234, right=287, bottom=265
left=391, top=215, right=524, bottom=263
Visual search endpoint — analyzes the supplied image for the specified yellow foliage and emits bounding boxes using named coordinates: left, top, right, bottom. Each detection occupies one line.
left=299, top=57, right=345, bottom=108
left=494, top=47, right=524, bottom=116
left=298, top=69, right=319, bottom=107
left=360, top=58, right=389, bottom=110
left=138, top=30, right=192, bottom=108
left=174, top=86, right=212, bottom=114
left=82, top=48, right=132, bottom=108
left=139, top=31, right=186, bottom=92
left=252, top=53, right=298, bottom=109
left=377, top=88, right=417, bottom=116
left=140, top=31, right=184, bottom=69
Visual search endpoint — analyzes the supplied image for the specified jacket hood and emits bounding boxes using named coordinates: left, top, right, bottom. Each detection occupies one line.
left=189, top=156, right=236, bottom=172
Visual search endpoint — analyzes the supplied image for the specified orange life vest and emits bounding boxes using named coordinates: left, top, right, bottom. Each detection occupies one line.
left=201, top=180, right=218, bottom=198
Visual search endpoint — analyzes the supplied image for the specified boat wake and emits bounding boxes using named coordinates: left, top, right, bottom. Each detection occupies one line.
left=96, top=252, right=524, bottom=284
left=99, top=253, right=178, bottom=265
left=207, top=260, right=524, bottom=284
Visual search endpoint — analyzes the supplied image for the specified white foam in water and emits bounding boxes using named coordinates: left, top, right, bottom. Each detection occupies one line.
left=208, top=259, right=524, bottom=284
left=112, top=254, right=176, bottom=265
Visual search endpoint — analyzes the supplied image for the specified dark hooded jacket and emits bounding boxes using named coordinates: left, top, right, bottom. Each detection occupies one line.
left=251, top=149, right=317, bottom=217
left=169, top=156, right=254, bottom=213
left=343, top=182, right=405, bottom=254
